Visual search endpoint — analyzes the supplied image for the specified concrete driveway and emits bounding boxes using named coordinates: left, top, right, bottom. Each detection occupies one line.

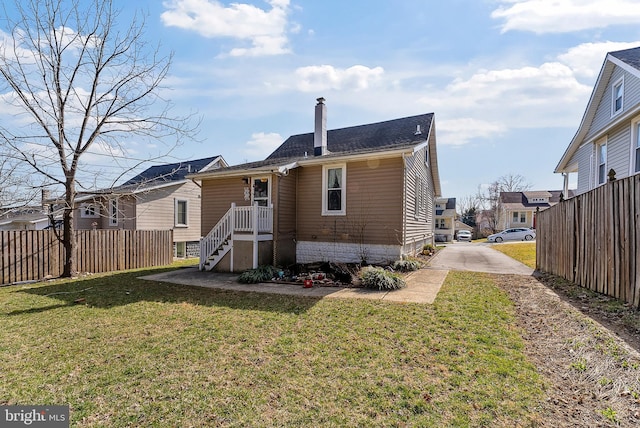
left=427, top=242, right=534, bottom=275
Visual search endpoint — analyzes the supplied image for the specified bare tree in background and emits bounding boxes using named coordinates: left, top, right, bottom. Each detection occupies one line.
left=477, top=174, right=532, bottom=233
left=0, top=0, right=196, bottom=276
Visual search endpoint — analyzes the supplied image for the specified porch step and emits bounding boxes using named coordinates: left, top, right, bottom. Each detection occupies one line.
left=202, top=241, right=232, bottom=271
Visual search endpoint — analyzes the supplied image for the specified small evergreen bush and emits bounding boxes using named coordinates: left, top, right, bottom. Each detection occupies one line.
left=238, top=265, right=279, bottom=284
left=360, top=266, right=406, bottom=290
left=392, top=259, right=422, bottom=272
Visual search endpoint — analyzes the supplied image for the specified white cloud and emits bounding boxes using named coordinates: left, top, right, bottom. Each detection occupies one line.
left=492, top=0, right=640, bottom=33
left=295, top=65, right=384, bottom=92
left=557, top=41, right=640, bottom=79
left=437, top=118, right=507, bottom=146
left=243, top=132, right=283, bottom=158
left=161, top=0, right=291, bottom=56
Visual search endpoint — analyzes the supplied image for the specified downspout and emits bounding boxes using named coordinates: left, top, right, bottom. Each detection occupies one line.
left=273, top=173, right=279, bottom=267
left=562, top=173, right=569, bottom=198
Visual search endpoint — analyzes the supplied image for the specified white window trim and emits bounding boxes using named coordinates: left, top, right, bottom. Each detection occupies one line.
left=596, top=138, right=607, bottom=186
left=630, top=117, right=640, bottom=175
left=80, top=203, right=99, bottom=219
left=251, top=176, right=271, bottom=207
left=611, top=76, right=624, bottom=117
left=322, top=164, right=346, bottom=216
left=109, top=199, right=118, bottom=226
left=174, top=199, right=188, bottom=227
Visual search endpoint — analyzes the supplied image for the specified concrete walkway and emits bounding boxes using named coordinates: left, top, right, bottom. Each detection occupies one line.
left=140, top=267, right=450, bottom=304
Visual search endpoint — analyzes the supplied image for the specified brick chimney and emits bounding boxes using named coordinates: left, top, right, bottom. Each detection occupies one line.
left=314, top=97, right=327, bottom=156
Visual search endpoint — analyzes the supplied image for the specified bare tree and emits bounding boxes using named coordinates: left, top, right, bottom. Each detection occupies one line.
left=477, top=174, right=531, bottom=233
left=0, top=0, right=196, bottom=276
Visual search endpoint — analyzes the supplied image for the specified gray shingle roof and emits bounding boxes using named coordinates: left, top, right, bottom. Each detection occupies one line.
left=610, top=46, right=640, bottom=71
left=266, top=113, right=433, bottom=160
left=123, top=156, right=221, bottom=185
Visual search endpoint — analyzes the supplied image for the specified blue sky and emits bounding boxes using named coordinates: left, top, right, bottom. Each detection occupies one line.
left=5, top=0, right=640, bottom=200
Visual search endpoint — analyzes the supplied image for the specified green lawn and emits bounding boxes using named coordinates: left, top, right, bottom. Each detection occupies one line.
left=491, top=242, right=537, bottom=269
left=0, top=265, right=545, bottom=427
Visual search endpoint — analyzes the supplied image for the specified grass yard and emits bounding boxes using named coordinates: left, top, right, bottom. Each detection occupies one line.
left=0, top=265, right=545, bottom=427
left=491, top=242, right=536, bottom=269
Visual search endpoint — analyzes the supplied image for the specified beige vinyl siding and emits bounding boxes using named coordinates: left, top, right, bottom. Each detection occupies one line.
left=296, top=158, right=404, bottom=246
left=201, top=177, right=254, bottom=235
left=575, top=143, right=594, bottom=195
left=607, top=123, right=631, bottom=180
left=403, top=145, right=434, bottom=249
left=273, top=171, right=297, bottom=265
left=136, top=181, right=201, bottom=242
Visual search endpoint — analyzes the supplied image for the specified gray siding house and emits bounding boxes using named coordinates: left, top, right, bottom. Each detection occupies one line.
left=556, top=46, right=640, bottom=195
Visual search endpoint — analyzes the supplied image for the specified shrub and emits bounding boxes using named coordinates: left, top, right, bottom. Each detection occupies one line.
left=392, top=259, right=422, bottom=272
left=238, top=265, right=279, bottom=284
left=360, top=266, right=406, bottom=290
left=422, top=244, right=434, bottom=252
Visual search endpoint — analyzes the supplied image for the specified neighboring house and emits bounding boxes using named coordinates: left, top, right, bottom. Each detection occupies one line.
left=73, top=156, right=227, bottom=258
left=0, top=208, right=60, bottom=230
left=190, top=98, right=441, bottom=272
left=454, top=220, right=474, bottom=238
left=434, top=197, right=456, bottom=242
left=498, top=190, right=574, bottom=230
left=556, top=46, right=640, bottom=196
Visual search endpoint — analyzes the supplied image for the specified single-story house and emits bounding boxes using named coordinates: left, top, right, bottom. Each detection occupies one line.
left=190, top=98, right=442, bottom=272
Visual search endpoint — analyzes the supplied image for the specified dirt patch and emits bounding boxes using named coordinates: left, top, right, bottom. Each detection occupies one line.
left=493, top=274, right=640, bottom=427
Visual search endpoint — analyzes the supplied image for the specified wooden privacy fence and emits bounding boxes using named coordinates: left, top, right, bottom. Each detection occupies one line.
left=0, top=229, right=173, bottom=285
left=537, top=174, right=640, bottom=307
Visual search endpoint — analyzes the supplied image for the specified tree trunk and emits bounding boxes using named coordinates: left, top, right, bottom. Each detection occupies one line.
left=62, top=179, right=76, bottom=277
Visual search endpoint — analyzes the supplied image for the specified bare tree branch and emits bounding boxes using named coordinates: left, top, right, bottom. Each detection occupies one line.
left=0, top=0, right=198, bottom=276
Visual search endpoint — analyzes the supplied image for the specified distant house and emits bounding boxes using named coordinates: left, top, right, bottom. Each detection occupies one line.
left=190, top=98, right=442, bottom=272
left=556, top=46, right=640, bottom=195
left=0, top=208, right=59, bottom=231
left=434, top=197, right=456, bottom=242
left=73, top=156, right=227, bottom=257
left=454, top=220, right=473, bottom=236
left=498, top=190, right=573, bottom=230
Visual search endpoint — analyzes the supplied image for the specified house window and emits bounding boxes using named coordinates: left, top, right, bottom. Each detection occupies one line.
left=436, top=219, right=445, bottom=229
left=80, top=203, right=99, bottom=218
left=512, top=212, right=526, bottom=223
left=322, top=165, right=346, bottom=215
left=252, top=178, right=270, bottom=207
left=612, top=78, right=624, bottom=116
left=175, top=242, right=186, bottom=258
left=635, top=122, right=640, bottom=174
left=109, top=199, right=118, bottom=226
left=175, top=199, right=188, bottom=227
left=598, top=143, right=607, bottom=185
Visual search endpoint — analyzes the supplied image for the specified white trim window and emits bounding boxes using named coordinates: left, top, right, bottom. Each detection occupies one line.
left=612, top=77, right=624, bottom=116
left=175, top=199, right=188, bottom=227
left=80, top=203, right=99, bottom=218
left=252, top=177, right=270, bottom=207
left=109, top=199, right=118, bottom=226
left=633, top=120, right=640, bottom=174
left=597, top=142, right=607, bottom=185
left=322, top=164, right=346, bottom=215
left=512, top=211, right=526, bottom=223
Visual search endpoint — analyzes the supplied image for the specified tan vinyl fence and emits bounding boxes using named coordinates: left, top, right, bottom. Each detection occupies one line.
left=536, top=174, right=640, bottom=307
left=0, top=229, right=173, bottom=285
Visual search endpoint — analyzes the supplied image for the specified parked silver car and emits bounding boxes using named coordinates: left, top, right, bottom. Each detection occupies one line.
left=487, top=228, right=536, bottom=243
left=456, top=230, right=472, bottom=241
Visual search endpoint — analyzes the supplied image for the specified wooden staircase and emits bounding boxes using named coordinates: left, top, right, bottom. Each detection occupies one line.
left=199, top=203, right=273, bottom=271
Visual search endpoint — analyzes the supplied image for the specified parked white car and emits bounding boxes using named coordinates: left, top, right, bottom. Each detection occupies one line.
left=456, top=230, right=472, bottom=241
left=487, top=228, right=536, bottom=243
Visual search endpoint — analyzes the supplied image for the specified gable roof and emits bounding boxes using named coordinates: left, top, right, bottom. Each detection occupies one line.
left=556, top=46, right=640, bottom=173
left=190, top=113, right=441, bottom=196
left=75, top=156, right=226, bottom=201
left=123, top=156, right=225, bottom=186
left=500, top=190, right=574, bottom=210
left=266, top=114, right=434, bottom=160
